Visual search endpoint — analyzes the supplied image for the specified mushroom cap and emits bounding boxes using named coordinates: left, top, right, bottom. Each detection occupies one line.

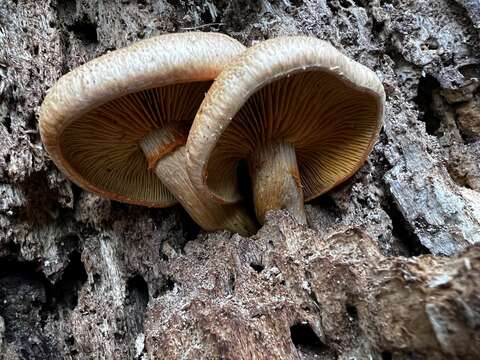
left=187, top=36, right=385, bottom=205
left=39, top=32, right=245, bottom=207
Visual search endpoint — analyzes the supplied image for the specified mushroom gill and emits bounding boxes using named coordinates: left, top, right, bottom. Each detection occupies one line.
left=206, top=70, right=380, bottom=204
left=61, top=82, right=211, bottom=204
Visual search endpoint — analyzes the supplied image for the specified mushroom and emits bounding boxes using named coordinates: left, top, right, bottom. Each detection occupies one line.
left=39, top=32, right=256, bottom=235
left=187, top=36, right=385, bottom=225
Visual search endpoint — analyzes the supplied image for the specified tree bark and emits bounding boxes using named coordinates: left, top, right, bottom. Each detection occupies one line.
left=0, top=0, right=479, bottom=359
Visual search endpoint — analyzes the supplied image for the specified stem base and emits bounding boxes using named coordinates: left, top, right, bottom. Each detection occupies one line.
left=141, top=126, right=256, bottom=236
left=249, top=142, right=307, bottom=225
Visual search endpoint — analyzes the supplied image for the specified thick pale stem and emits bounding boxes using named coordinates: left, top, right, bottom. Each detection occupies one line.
left=249, top=142, right=307, bottom=225
left=141, top=126, right=256, bottom=236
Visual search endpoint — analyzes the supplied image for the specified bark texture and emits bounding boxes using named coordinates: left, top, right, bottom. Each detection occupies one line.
left=0, top=0, right=479, bottom=359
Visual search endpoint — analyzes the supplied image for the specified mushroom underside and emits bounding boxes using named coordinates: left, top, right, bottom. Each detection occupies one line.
left=205, top=70, right=381, bottom=222
left=61, top=81, right=211, bottom=205
left=60, top=81, right=256, bottom=234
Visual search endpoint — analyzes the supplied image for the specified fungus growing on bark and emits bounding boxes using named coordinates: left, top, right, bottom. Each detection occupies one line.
left=187, top=36, right=385, bottom=225
left=39, top=32, right=256, bottom=235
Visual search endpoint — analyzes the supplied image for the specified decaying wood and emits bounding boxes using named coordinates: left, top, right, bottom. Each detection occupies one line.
left=0, top=0, right=479, bottom=359
left=146, top=213, right=480, bottom=359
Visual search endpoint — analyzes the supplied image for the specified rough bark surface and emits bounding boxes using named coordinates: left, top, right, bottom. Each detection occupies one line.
left=0, top=0, right=479, bottom=359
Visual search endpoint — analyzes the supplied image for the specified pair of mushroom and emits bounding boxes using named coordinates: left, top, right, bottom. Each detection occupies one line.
left=39, top=32, right=384, bottom=236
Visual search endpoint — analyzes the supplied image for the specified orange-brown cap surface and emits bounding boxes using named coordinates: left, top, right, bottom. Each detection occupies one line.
left=39, top=32, right=245, bottom=207
left=187, top=36, right=385, bottom=205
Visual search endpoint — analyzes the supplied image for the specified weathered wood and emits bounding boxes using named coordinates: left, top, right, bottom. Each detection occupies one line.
left=0, top=0, right=479, bottom=359
left=146, top=213, right=480, bottom=359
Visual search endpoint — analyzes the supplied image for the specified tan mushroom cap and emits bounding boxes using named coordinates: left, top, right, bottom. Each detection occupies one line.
left=187, top=36, right=385, bottom=205
left=39, top=32, right=245, bottom=207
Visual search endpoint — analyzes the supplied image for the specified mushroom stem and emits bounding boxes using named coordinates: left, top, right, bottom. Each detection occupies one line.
left=248, top=141, right=307, bottom=225
left=141, top=126, right=256, bottom=236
